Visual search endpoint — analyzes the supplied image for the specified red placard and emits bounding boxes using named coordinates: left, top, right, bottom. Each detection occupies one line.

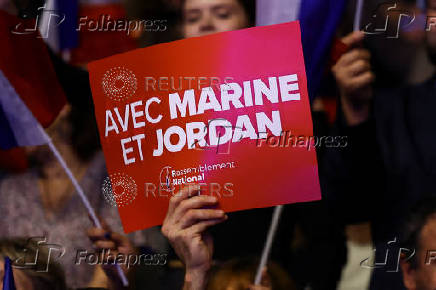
left=89, top=21, right=321, bottom=233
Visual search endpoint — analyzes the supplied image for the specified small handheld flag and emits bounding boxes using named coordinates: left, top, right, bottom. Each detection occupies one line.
left=0, top=71, right=128, bottom=287
left=2, top=257, right=16, bottom=290
left=354, top=0, right=364, bottom=31
left=256, top=0, right=349, bottom=101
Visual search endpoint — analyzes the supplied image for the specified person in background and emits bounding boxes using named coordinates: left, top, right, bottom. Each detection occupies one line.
left=400, top=197, right=436, bottom=290
left=207, top=258, right=294, bottom=290
left=326, top=0, right=436, bottom=289
left=0, top=237, right=127, bottom=290
left=180, top=0, right=254, bottom=38
left=0, top=1, right=131, bottom=287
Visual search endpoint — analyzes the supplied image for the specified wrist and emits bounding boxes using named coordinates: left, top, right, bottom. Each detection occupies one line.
left=184, top=267, right=209, bottom=290
left=340, top=93, right=371, bottom=126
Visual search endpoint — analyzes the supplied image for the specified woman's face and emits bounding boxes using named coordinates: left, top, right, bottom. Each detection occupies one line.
left=182, top=0, right=249, bottom=38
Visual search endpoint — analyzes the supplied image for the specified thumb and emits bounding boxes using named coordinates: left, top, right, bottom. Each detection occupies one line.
left=341, top=31, right=365, bottom=47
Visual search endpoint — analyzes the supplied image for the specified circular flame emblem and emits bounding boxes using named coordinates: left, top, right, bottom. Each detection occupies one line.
left=102, top=67, right=137, bottom=101
left=102, top=172, right=137, bottom=207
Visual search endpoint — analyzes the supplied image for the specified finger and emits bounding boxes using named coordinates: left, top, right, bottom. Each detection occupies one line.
left=188, top=216, right=228, bottom=234
left=348, top=71, right=375, bottom=90
left=167, top=184, right=201, bottom=214
left=87, top=227, right=108, bottom=241
left=108, top=231, right=130, bottom=246
left=341, top=30, right=365, bottom=47
left=179, top=209, right=226, bottom=229
left=173, top=195, right=218, bottom=221
left=346, top=59, right=371, bottom=77
left=94, top=240, right=117, bottom=250
left=338, top=49, right=370, bottom=66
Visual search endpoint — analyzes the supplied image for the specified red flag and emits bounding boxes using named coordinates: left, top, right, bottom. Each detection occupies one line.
left=0, top=10, right=66, bottom=127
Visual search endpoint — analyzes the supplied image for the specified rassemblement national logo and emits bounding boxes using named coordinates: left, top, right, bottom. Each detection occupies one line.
left=102, top=172, right=138, bottom=207
left=159, top=166, right=173, bottom=192
left=102, top=66, right=137, bottom=101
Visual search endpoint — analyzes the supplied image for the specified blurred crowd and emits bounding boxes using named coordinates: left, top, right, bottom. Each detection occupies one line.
left=1, top=0, right=436, bottom=289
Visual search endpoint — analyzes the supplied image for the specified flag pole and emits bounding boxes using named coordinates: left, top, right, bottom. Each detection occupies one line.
left=354, top=0, right=364, bottom=31
left=254, top=205, right=284, bottom=285
left=37, top=124, right=129, bottom=287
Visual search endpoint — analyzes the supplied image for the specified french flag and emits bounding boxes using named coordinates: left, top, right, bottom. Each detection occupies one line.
left=257, top=0, right=349, bottom=102
left=0, top=70, right=50, bottom=150
left=0, top=10, right=66, bottom=165
left=2, top=257, right=16, bottom=290
left=39, top=0, right=79, bottom=53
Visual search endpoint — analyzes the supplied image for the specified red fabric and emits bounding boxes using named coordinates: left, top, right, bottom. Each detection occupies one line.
left=316, top=38, right=349, bottom=125
left=320, top=96, right=337, bottom=124
left=0, top=148, right=28, bottom=172
left=70, top=4, right=138, bottom=65
left=0, top=10, right=66, bottom=128
left=330, top=37, right=349, bottom=66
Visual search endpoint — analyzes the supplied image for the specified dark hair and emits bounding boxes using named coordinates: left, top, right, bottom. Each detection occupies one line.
left=11, top=0, right=45, bottom=18
left=178, top=0, right=256, bottom=27
left=206, top=257, right=295, bottom=290
left=235, top=0, right=256, bottom=27
left=127, top=0, right=255, bottom=47
left=401, top=197, right=436, bottom=269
